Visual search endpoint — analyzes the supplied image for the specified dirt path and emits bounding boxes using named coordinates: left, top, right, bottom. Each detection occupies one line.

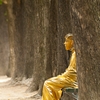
left=0, top=76, right=41, bottom=100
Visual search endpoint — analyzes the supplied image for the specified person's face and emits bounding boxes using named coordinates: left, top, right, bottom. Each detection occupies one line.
left=64, top=38, right=73, bottom=50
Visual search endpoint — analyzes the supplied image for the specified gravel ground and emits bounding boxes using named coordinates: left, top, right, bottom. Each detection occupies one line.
left=0, top=76, right=41, bottom=100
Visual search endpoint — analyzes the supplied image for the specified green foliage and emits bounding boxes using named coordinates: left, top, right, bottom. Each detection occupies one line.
left=0, top=0, right=3, bottom=5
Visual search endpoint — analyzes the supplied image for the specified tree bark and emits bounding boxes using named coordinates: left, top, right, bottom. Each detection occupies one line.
left=27, top=0, right=52, bottom=94
left=0, top=3, right=9, bottom=76
left=22, top=0, right=34, bottom=79
left=7, top=0, right=16, bottom=79
left=7, top=0, right=26, bottom=80
left=56, top=0, right=71, bottom=75
left=71, top=0, right=100, bottom=100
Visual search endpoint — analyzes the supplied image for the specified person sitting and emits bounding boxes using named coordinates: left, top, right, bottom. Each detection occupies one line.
left=42, top=33, right=78, bottom=100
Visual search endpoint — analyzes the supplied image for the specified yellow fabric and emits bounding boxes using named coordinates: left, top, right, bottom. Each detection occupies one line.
left=42, top=50, right=77, bottom=100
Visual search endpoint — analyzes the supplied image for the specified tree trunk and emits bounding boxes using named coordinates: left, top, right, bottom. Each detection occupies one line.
left=48, top=0, right=57, bottom=77
left=27, top=0, right=52, bottom=94
left=7, top=0, right=25, bottom=80
left=56, top=0, right=71, bottom=75
left=22, top=0, right=34, bottom=79
left=0, top=3, right=9, bottom=76
left=7, top=0, right=16, bottom=79
left=71, top=0, right=100, bottom=100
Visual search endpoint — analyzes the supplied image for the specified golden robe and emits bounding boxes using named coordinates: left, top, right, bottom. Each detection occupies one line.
left=42, top=50, right=77, bottom=100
